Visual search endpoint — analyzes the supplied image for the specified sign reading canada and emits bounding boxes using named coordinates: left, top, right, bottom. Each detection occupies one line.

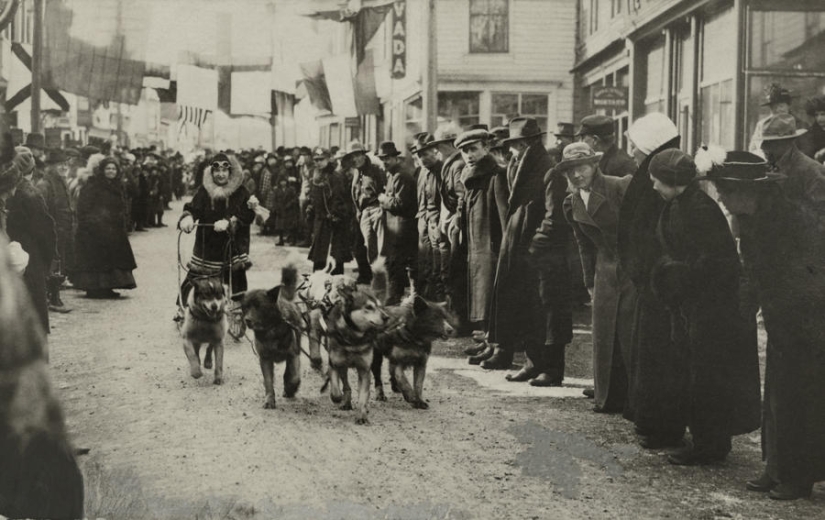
left=391, top=1, right=406, bottom=79
left=592, top=86, right=629, bottom=110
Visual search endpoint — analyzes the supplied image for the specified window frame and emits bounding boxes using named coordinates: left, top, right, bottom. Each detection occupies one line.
left=490, top=92, right=549, bottom=131
left=469, top=0, right=510, bottom=54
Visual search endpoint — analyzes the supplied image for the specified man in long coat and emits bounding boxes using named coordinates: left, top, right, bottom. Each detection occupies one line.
left=307, top=147, right=352, bottom=275
left=707, top=151, right=825, bottom=500
left=6, top=147, right=56, bottom=336
left=649, top=149, right=761, bottom=465
left=348, top=140, right=386, bottom=264
left=412, top=132, right=447, bottom=301
left=482, top=118, right=550, bottom=379
left=562, top=143, right=634, bottom=412
left=618, top=113, right=688, bottom=448
left=454, top=129, right=506, bottom=335
left=378, top=141, right=418, bottom=304
left=36, top=149, right=73, bottom=312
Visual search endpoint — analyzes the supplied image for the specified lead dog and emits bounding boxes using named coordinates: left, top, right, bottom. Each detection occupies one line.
left=180, top=277, right=227, bottom=385
left=241, top=265, right=304, bottom=409
left=323, top=283, right=389, bottom=424
left=372, top=295, right=458, bottom=408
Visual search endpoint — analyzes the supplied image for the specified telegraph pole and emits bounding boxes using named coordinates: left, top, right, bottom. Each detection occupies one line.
left=422, top=0, right=437, bottom=132
left=31, top=0, right=43, bottom=133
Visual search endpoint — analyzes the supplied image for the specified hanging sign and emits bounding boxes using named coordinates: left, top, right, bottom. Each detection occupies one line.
left=391, top=1, right=406, bottom=79
left=592, top=86, right=629, bottom=110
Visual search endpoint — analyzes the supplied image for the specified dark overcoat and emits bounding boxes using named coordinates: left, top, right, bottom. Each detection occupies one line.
left=6, top=179, right=56, bottom=332
left=564, top=171, right=635, bottom=410
left=271, top=185, right=299, bottom=232
left=774, top=144, right=825, bottom=220
left=739, top=188, right=825, bottom=485
left=379, top=166, right=417, bottom=257
left=652, top=183, right=761, bottom=438
left=617, top=137, right=688, bottom=435
left=488, top=143, right=550, bottom=348
left=35, top=170, right=74, bottom=271
left=308, top=164, right=353, bottom=265
left=599, top=143, right=637, bottom=178
left=74, top=175, right=137, bottom=275
left=459, top=155, right=506, bottom=322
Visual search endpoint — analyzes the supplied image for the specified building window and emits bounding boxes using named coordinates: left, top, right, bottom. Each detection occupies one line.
left=700, top=6, right=736, bottom=149
left=748, top=8, right=825, bottom=72
left=612, top=0, right=621, bottom=18
left=469, top=0, right=509, bottom=53
left=589, top=0, right=599, bottom=34
left=438, top=92, right=480, bottom=128
left=404, top=95, right=423, bottom=149
left=641, top=36, right=666, bottom=115
left=491, top=92, right=548, bottom=131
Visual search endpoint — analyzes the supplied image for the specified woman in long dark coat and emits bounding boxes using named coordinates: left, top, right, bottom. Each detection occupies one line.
left=648, top=149, right=760, bottom=465
left=73, top=157, right=137, bottom=299
left=618, top=113, right=688, bottom=448
left=307, top=150, right=352, bottom=274
left=709, top=153, right=825, bottom=500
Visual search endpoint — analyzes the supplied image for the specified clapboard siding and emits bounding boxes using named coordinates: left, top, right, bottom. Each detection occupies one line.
left=436, top=0, right=577, bottom=83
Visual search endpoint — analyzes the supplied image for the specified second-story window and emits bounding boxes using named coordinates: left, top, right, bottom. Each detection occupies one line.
left=470, top=0, right=509, bottom=53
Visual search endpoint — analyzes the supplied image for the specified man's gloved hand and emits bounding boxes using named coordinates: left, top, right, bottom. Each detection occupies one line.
left=214, top=219, right=230, bottom=233
left=179, top=215, right=195, bottom=233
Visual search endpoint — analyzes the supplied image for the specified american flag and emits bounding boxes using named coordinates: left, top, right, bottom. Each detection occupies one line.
left=177, top=105, right=211, bottom=128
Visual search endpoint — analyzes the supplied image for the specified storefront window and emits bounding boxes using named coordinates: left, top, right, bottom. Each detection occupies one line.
left=699, top=6, right=736, bottom=149
left=491, top=93, right=548, bottom=130
left=642, top=36, right=666, bottom=115
left=746, top=75, right=825, bottom=145
left=405, top=95, right=423, bottom=149
left=749, top=9, right=825, bottom=71
left=438, top=91, right=481, bottom=128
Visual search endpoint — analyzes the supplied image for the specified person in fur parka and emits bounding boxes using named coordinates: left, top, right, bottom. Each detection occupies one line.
left=178, top=153, right=255, bottom=302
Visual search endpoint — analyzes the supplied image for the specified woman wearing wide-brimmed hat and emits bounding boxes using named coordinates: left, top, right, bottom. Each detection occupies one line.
left=703, top=150, right=825, bottom=500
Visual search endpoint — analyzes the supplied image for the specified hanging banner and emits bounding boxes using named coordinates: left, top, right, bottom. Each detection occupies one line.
left=391, top=1, right=406, bottom=79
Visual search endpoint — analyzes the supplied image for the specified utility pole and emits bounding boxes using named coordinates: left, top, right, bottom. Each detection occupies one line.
left=115, top=0, right=123, bottom=147
left=31, top=0, right=43, bottom=133
left=422, top=0, right=437, bottom=133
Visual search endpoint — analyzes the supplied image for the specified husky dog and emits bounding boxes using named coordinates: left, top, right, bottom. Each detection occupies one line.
left=181, top=277, right=227, bottom=385
left=241, top=265, right=304, bottom=409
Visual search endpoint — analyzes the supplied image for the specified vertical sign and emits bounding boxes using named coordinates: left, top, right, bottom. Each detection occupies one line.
left=391, top=1, right=406, bottom=79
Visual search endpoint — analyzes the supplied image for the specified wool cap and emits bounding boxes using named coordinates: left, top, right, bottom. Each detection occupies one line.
left=626, top=113, right=679, bottom=155
left=454, top=129, right=490, bottom=150
left=649, top=148, right=697, bottom=186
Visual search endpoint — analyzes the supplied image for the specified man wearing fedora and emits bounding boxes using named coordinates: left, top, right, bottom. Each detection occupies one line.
left=347, top=140, right=386, bottom=264
left=483, top=117, right=558, bottom=383
left=703, top=150, right=825, bottom=500
left=759, top=113, right=825, bottom=218
left=36, top=148, right=74, bottom=312
left=547, top=122, right=575, bottom=164
left=576, top=114, right=636, bottom=178
left=24, top=133, right=46, bottom=182
left=412, top=132, right=448, bottom=301
left=561, top=142, right=634, bottom=411
left=377, top=141, right=418, bottom=304
left=648, top=148, right=760, bottom=466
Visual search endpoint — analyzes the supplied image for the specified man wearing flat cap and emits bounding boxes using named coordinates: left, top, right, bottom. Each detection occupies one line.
left=411, top=132, right=448, bottom=301
left=435, top=125, right=469, bottom=330
left=36, top=148, right=74, bottom=312
left=377, top=141, right=418, bottom=303
left=577, top=114, right=636, bottom=178
left=347, top=139, right=386, bottom=264
left=452, top=129, right=507, bottom=353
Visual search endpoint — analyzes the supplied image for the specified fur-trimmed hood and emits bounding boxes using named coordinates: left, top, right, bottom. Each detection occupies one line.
left=203, top=154, right=244, bottom=201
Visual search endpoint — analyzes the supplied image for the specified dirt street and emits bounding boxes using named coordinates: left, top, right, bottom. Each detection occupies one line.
left=45, top=200, right=821, bottom=519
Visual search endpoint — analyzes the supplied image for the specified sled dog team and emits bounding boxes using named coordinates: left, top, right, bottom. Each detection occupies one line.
left=179, top=263, right=458, bottom=424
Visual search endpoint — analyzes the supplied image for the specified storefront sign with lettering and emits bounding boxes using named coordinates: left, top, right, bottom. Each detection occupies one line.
left=392, top=1, right=406, bottom=79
